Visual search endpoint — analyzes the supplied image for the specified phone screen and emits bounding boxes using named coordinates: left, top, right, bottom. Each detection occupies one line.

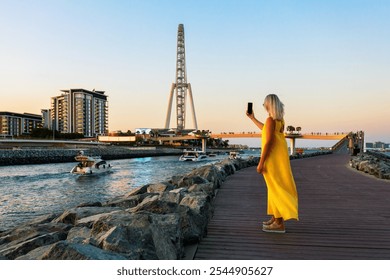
left=247, top=102, right=253, bottom=114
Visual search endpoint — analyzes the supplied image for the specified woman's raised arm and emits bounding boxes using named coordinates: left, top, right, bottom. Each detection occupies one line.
left=246, top=111, right=264, bottom=130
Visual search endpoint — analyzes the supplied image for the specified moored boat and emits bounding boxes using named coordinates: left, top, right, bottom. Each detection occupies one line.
left=228, top=151, right=241, bottom=160
left=179, top=149, right=208, bottom=162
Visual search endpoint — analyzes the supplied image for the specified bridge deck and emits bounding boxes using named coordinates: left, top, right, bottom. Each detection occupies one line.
left=155, top=133, right=348, bottom=141
left=210, top=133, right=348, bottom=140
left=194, top=154, right=390, bottom=259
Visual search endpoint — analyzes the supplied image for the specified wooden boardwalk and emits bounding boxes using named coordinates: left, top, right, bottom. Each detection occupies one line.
left=194, top=154, right=390, bottom=260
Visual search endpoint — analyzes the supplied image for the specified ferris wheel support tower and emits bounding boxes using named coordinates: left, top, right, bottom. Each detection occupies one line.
left=165, top=24, right=198, bottom=131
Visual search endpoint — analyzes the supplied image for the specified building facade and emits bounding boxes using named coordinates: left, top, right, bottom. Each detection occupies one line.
left=0, top=111, right=42, bottom=137
left=365, top=142, right=374, bottom=149
left=373, top=142, right=389, bottom=149
left=51, top=89, right=108, bottom=137
left=366, top=142, right=389, bottom=149
left=41, top=109, right=52, bottom=129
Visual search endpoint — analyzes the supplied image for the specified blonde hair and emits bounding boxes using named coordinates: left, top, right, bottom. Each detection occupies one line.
left=264, top=94, right=285, bottom=121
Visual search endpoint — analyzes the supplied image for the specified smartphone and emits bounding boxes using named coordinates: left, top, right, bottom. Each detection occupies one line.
left=247, top=102, right=253, bottom=114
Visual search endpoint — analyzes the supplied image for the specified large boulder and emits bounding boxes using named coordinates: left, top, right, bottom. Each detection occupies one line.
left=90, top=210, right=183, bottom=260
left=147, top=182, right=175, bottom=193
left=188, top=183, right=215, bottom=197
left=53, top=207, right=122, bottom=225
left=104, top=195, right=142, bottom=209
left=381, top=173, right=390, bottom=180
left=378, top=161, right=390, bottom=171
left=124, top=184, right=150, bottom=197
left=231, top=158, right=251, bottom=170
left=103, top=193, right=159, bottom=209
left=66, top=227, right=93, bottom=244
left=170, top=187, right=188, bottom=195
left=247, top=156, right=260, bottom=166
left=149, top=213, right=183, bottom=259
left=366, top=163, right=378, bottom=175
left=215, top=159, right=236, bottom=176
left=91, top=211, right=157, bottom=259
left=187, top=165, right=225, bottom=189
left=77, top=201, right=102, bottom=208
left=20, top=213, right=60, bottom=227
left=378, top=162, right=390, bottom=179
left=177, top=175, right=209, bottom=188
left=158, top=191, right=184, bottom=205
left=16, top=241, right=127, bottom=260
left=179, top=192, right=213, bottom=244
left=0, top=223, right=71, bottom=260
left=358, top=160, right=369, bottom=172
left=169, top=175, right=185, bottom=187
left=129, top=195, right=181, bottom=215
left=75, top=210, right=123, bottom=228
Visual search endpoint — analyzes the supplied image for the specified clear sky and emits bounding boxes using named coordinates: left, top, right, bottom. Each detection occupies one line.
left=1, top=0, right=389, bottom=146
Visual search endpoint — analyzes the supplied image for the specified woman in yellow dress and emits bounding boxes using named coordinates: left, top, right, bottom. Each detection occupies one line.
left=247, top=94, right=298, bottom=233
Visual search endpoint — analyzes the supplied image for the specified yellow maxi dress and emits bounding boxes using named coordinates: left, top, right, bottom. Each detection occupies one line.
left=261, top=119, right=299, bottom=221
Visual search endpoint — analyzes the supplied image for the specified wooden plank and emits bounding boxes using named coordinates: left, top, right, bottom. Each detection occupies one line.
left=194, top=154, right=390, bottom=260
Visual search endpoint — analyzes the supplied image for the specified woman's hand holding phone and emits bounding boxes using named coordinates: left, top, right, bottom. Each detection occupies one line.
left=247, top=102, right=254, bottom=119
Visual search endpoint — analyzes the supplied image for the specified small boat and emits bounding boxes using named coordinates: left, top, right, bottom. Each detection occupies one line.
left=70, top=152, right=112, bottom=175
left=229, top=151, right=241, bottom=160
left=179, top=149, right=208, bottom=162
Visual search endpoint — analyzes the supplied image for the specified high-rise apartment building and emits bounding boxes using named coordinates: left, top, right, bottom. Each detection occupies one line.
left=51, top=89, right=108, bottom=137
left=41, top=109, right=52, bottom=129
left=0, top=111, right=42, bottom=136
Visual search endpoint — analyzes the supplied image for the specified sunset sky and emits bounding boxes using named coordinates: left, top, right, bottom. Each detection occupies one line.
left=1, top=0, right=389, bottom=147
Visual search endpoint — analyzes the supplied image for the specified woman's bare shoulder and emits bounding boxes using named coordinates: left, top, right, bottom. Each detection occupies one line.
left=265, top=117, right=275, bottom=124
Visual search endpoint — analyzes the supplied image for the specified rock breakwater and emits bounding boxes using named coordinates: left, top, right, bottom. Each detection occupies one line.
left=0, top=157, right=259, bottom=260
left=350, top=151, right=390, bottom=180
left=0, top=146, right=181, bottom=166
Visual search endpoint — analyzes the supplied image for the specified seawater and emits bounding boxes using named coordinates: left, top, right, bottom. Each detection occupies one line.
left=0, top=153, right=257, bottom=231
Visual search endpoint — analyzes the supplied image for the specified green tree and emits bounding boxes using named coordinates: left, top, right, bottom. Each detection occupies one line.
left=286, top=126, right=295, bottom=134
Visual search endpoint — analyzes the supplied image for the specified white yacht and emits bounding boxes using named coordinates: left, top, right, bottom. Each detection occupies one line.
left=229, top=151, right=241, bottom=160
left=70, top=152, right=112, bottom=175
left=179, top=150, right=208, bottom=162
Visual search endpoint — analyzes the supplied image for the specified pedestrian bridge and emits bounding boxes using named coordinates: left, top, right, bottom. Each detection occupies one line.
left=154, top=132, right=353, bottom=155
left=154, top=132, right=349, bottom=141
left=210, top=132, right=349, bottom=140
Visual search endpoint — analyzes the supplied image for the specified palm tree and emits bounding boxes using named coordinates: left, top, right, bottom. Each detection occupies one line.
left=296, top=127, right=302, bottom=135
left=286, top=126, right=295, bottom=134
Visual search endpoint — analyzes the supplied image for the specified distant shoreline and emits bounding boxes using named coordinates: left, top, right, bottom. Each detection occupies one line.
left=0, top=146, right=335, bottom=167
left=0, top=147, right=183, bottom=166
